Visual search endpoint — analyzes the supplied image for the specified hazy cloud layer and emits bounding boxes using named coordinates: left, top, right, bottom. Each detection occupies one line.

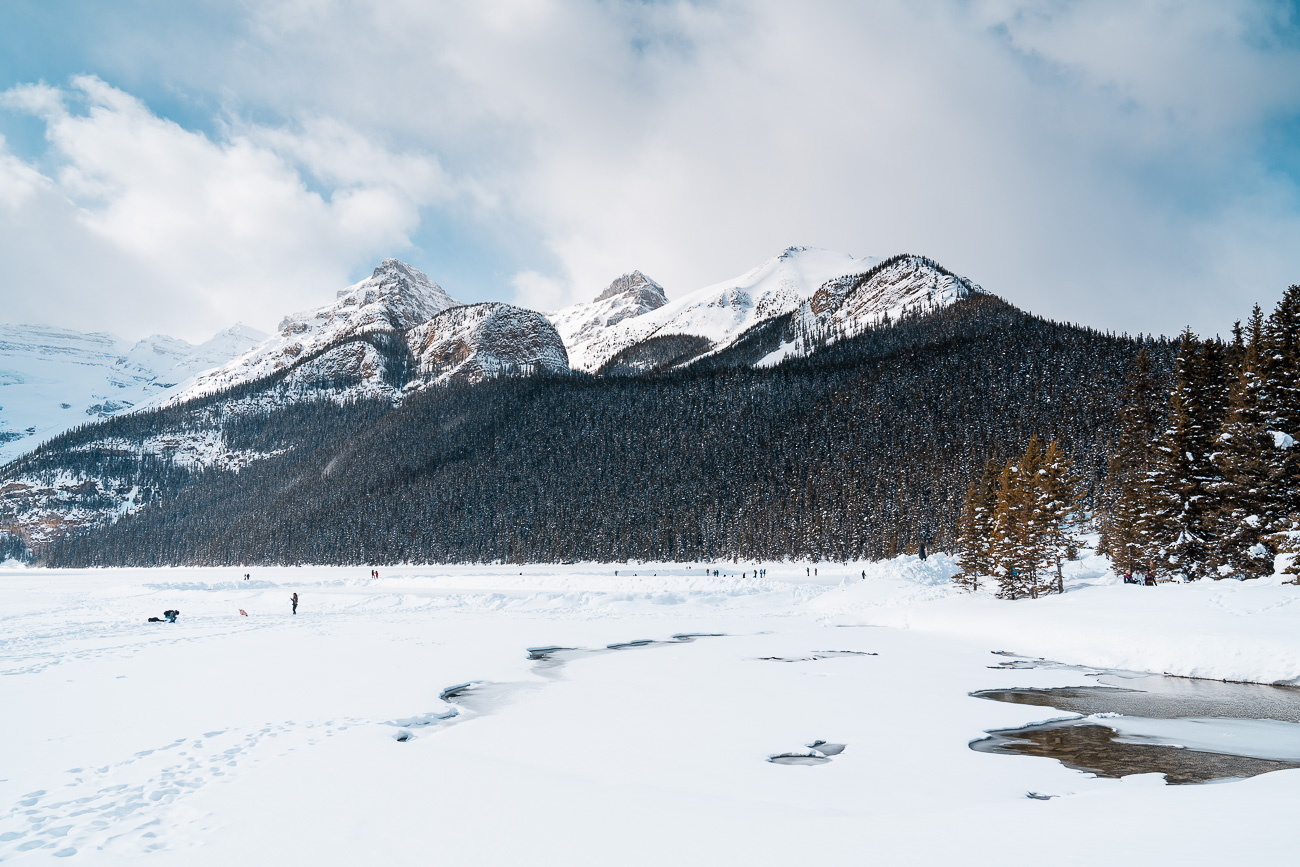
left=1, top=0, right=1298, bottom=340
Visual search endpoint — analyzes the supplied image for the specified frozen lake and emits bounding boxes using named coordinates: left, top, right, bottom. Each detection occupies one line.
left=1, top=559, right=1298, bottom=864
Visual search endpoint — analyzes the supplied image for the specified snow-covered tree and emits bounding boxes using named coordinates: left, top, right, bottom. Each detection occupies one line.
left=1148, top=331, right=1227, bottom=580
left=1208, top=307, right=1276, bottom=578
left=1098, top=348, right=1167, bottom=576
left=954, top=460, right=1000, bottom=591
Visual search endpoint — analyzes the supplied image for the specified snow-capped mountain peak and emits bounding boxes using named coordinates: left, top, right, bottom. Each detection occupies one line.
left=593, top=271, right=667, bottom=305
left=169, top=260, right=461, bottom=406
left=0, top=322, right=268, bottom=464
left=547, top=271, right=670, bottom=372
left=555, top=246, right=878, bottom=373
left=283, top=259, right=457, bottom=337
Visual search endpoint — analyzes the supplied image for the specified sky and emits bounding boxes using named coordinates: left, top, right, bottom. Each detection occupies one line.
left=1, top=0, right=1298, bottom=343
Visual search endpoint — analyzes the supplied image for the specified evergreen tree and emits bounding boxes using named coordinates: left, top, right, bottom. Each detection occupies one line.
left=1098, top=348, right=1167, bottom=575
left=1208, top=307, right=1276, bottom=578
left=1149, top=331, right=1225, bottom=580
left=954, top=459, right=1000, bottom=591
left=1261, top=285, right=1300, bottom=547
left=1037, top=438, right=1081, bottom=595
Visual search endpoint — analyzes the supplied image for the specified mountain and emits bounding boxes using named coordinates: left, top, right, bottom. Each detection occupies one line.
left=3, top=248, right=1151, bottom=566
left=32, top=293, right=1172, bottom=566
left=410, top=303, right=569, bottom=385
left=0, top=322, right=267, bottom=464
left=553, top=247, right=880, bottom=374
left=546, top=271, right=668, bottom=371
left=162, top=259, right=461, bottom=406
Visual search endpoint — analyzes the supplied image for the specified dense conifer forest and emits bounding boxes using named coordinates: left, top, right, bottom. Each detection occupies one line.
left=956, top=284, right=1300, bottom=590
left=23, top=294, right=1169, bottom=566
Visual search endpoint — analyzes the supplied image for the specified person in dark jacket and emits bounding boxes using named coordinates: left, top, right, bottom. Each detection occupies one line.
left=291, top=593, right=298, bottom=614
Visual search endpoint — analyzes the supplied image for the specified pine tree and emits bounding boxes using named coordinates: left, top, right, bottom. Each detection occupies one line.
left=1261, top=285, right=1300, bottom=552
left=1098, top=348, right=1166, bottom=575
left=1208, top=307, right=1276, bottom=578
left=991, top=438, right=1046, bottom=599
left=1149, top=331, right=1225, bottom=580
left=954, top=459, right=999, bottom=591
left=1037, top=439, right=1081, bottom=594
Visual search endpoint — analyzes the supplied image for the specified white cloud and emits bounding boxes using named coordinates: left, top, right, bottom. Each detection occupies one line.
left=0, top=76, right=455, bottom=340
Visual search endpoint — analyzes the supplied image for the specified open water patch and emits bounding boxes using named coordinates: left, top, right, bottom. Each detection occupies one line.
left=391, top=633, right=730, bottom=740
left=972, top=656, right=1300, bottom=784
left=768, top=740, right=847, bottom=766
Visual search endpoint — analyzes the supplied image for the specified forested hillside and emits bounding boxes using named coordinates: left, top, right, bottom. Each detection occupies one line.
left=35, top=294, right=1169, bottom=565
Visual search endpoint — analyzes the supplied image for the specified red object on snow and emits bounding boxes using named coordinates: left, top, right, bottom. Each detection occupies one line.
left=239, top=609, right=248, bottom=616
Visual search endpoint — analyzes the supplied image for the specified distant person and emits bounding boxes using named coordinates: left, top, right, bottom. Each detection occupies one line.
left=861, top=570, right=866, bottom=580
left=244, top=573, right=249, bottom=580
left=1144, top=572, right=1157, bottom=587
left=291, top=592, right=299, bottom=615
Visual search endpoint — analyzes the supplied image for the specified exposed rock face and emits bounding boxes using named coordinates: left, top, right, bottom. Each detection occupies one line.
left=593, top=271, right=668, bottom=305
left=810, top=255, right=978, bottom=326
left=547, top=271, right=668, bottom=372
left=166, top=260, right=459, bottom=406
left=410, top=303, right=570, bottom=385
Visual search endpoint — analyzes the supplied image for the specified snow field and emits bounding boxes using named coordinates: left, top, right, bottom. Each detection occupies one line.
left=0, top=558, right=1297, bottom=864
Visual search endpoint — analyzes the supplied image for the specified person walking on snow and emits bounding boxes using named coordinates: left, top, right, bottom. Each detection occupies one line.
left=291, top=592, right=298, bottom=615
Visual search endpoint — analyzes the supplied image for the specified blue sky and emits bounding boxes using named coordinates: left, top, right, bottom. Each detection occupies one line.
left=1, top=1, right=1299, bottom=341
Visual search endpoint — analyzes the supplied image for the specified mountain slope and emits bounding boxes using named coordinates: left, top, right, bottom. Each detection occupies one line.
left=24, top=293, right=1172, bottom=566
left=546, top=271, right=668, bottom=371
left=0, top=322, right=266, bottom=464
left=163, top=259, right=460, bottom=406
left=562, top=247, right=877, bottom=374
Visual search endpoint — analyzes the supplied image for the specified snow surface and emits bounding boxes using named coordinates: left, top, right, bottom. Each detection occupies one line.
left=1, top=555, right=1297, bottom=864
left=0, top=324, right=266, bottom=465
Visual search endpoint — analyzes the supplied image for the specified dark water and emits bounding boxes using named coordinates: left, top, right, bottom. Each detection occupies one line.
left=971, top=659, right=1300, bottom=784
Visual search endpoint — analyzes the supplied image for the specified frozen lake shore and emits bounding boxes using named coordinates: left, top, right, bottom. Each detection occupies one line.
left=2, top=556, right=1297, bottom=864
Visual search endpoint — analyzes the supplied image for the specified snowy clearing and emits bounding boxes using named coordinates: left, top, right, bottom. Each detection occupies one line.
left=1, top=556, right=1297, bottom=865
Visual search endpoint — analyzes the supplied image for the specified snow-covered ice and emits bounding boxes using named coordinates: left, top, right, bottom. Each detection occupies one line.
left=1, top=556, right=1297, bottom=864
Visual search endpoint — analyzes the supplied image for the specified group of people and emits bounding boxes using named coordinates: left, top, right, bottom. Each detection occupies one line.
left=369, top=569, right=380, bottom=579
left=1122, top=570, right=1159, bottom=586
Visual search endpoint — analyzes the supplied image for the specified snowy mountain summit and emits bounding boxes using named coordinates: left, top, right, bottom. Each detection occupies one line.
left=166, top=260, right=462, bottom=406
left=548, top=271, right=668, bottom=371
